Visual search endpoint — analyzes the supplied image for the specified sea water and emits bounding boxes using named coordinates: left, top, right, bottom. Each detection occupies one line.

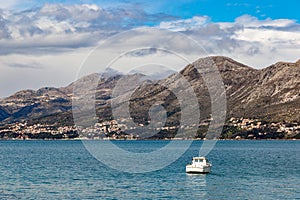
left=0, top=140, right=299, bottom=199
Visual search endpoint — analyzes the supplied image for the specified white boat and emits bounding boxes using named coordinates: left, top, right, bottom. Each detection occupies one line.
left=186, top=157, right=212, bottom=174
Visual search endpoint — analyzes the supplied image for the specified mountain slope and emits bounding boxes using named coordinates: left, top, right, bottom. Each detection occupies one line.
left=0, top=56, right=299, bottom=130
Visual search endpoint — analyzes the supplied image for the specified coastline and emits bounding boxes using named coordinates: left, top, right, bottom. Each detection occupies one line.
left=1, top=138, right=299, bottom=141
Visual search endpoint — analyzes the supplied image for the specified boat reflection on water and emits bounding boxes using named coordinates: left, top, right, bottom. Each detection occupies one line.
left=185, top=173, right=207, bottom=198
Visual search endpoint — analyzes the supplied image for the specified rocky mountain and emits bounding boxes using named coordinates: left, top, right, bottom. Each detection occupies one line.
left=0, top=56, right=299, bottom=135
left=221, top=57, right=300, bottom=122
left=0, top=87, right=72, bottom=125
left=126, top=56, right=300, bottom=124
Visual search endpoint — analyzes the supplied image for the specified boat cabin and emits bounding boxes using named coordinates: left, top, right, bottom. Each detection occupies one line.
left=192, top=157, right=209, bottom=165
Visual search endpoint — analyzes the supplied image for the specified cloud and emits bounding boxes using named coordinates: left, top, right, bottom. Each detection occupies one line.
left=38, top=3, right=102, bottom=21
left=0, top=31, right=101, bottom=55
left=0, top=4, right=299, bottom=65
left=125, top=47, right=159, bottom=57
left=7, top=62, right=43, bottom=69
left=156, top=14, right=300, bottom=68
left=0, top=3, right=176, bottom=55
left=235, top=15, right=296, bottom=28
left=159, top=16, right=210, bottom=31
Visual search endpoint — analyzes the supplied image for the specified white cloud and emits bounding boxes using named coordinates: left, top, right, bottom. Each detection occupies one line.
left=38, top=3, right=102, bottom=21
left=0, top=4, right=175, bottom=55
left=235, top=15, right=296, bottom=28
left=159, top=16, right=210, bottom=31
left=157, top=15, right=300, bottom=68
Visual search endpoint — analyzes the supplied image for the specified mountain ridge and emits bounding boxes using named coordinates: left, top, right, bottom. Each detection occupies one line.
left=0, top=56, right=299, bottom=139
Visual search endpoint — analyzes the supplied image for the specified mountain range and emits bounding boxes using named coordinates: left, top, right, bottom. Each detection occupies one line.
left=0, top=56, right=299, bottom=138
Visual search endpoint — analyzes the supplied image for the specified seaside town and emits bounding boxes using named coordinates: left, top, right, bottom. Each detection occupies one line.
left=221, top=118, right=300, bottom=140
left=0, top=117, right=299, bottom=140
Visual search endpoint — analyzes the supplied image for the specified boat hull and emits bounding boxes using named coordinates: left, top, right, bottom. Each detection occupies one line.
left=186, top=165, right=211, bottom=174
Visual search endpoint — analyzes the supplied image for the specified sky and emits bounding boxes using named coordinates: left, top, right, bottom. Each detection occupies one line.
left=0, top=0, right=299, bottom=97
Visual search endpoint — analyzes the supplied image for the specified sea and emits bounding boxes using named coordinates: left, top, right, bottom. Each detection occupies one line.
left=0, top=140, right=299, bottom=199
